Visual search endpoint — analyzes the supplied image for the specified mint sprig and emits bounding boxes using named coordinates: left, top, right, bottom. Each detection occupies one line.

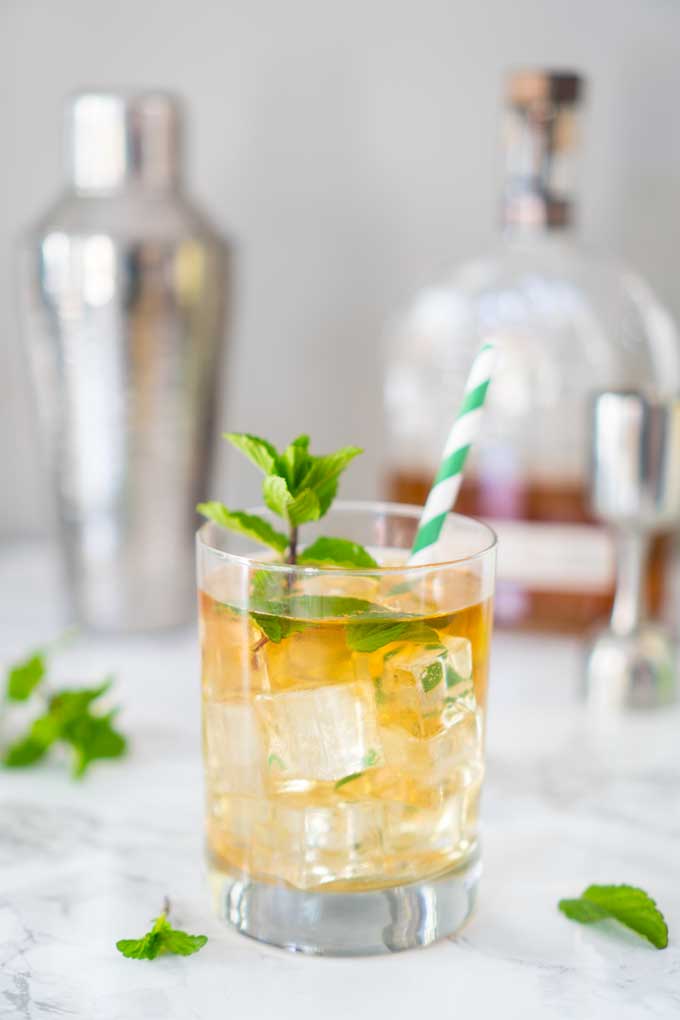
left=116, top=899, right=208, bottom=960
left=2, top=644, right=127, bottom=779
left=558, top=884, right=669, bottom=949
left=198, top=432, right=367, bottom=567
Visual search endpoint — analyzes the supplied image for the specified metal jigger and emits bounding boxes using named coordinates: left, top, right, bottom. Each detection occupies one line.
left=584, top=390, right=680, bottom=710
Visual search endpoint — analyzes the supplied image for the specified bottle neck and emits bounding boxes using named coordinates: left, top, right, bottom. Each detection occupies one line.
left=500, top=78, right=581, bottom=238
left=66, top=92, right=182, bottom=196
left=500, top=193, right=577, bottom=238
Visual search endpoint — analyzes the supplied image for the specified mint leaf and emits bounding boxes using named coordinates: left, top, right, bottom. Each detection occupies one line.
left=334, top=750, right=380, bottom=790
left=162, top=930, right=209, bottom=956
left=298, top=537, right=378, bottom=569
left=251, top=612, right=307, bottom=644
left=6, top=652, right=45, bottom=701
left=445, top=664, right=468, bottom=689
left=262, top=476, right=321, bottom=526
left=269, top=595, right=389, bottom=620
left=421, top=660, right=444, bottom=693
left=346, top=620, right=410, bottom=653
left=346, top=620, right=441, bottom=653
left=3, top=733, right=52, bottom=768
left=224, top=432, right=278, bottom=475
left=251, top=570, right=286, bottom=605
left=558, top=884, right=668, bottom=949
left=335, top=770, right=366, bottom=789
left=197, top=502, right=288, bottom=554
left=116, top=906, right=207, bottom=961
left=559, top=898, right=610, bottom=924
left=277, top=435, right=312, bottom=490
left=49, top=680, right=111, bottom=720
left=3, top=709, right=62, bottom=768
left=268, top=753, right=286, bottom=769
left=62, top=709, right=127, bottom=778
left=251, top=595, right=390, bottom=638
left=299, top=446, right=363, bottom=516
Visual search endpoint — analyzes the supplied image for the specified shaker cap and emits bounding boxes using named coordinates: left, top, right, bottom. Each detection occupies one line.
left=66, top=90, right=182, bottom=192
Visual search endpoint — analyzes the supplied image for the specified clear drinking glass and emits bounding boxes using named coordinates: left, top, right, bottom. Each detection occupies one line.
left=197, top=501, right=496, bottom=955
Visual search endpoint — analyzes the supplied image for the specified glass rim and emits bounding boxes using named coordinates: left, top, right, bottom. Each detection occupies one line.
left=196, top=499, right=497, bottom=574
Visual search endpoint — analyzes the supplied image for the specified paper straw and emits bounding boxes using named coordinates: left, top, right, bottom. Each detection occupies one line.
left=409, top=342, right=496, bottom=564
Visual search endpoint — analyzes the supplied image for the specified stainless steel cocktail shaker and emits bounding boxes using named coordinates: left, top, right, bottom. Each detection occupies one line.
left=20, top=91, right=229, bottom=631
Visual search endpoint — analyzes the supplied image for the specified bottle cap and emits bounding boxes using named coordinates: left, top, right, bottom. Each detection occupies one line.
left=502, top=70, right=584, bottom=230
left=65, top=90, right=183, bottom=192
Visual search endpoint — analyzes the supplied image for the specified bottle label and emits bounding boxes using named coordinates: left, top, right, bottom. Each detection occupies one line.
left=487, top=519, right=615, bottom=593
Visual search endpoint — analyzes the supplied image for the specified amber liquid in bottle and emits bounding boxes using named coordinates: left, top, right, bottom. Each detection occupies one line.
left=387, top=469, right=666, bottom=634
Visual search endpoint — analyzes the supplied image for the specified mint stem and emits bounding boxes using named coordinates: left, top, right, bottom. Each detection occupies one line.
left=286, top=525, right=299, bottom=566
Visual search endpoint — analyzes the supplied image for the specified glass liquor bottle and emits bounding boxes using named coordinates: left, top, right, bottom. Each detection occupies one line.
left=384, top=70, right=680, bottom=632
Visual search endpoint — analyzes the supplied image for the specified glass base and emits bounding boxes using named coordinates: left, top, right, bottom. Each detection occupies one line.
left=209, top=852, right=481, bottom=956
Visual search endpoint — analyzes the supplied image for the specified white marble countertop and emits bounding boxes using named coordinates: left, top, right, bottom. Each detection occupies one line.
left=1, top=542, right=679, bottom=1020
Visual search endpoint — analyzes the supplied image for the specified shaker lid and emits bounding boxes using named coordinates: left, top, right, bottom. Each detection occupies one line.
left=66, top=90, right=182, bottom=192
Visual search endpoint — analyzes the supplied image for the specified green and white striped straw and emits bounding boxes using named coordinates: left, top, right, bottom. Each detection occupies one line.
left=409, top=342, right=496, bottom=564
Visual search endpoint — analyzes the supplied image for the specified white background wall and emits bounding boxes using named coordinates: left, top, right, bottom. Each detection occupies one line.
left=1, top=0, right=679, bottom=536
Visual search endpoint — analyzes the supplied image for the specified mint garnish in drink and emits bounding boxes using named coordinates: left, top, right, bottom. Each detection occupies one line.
left=116, top=899, right=208, bottom=960
left=558, top=884, right=669, bottom=949
left=198, top=432, right=376, bottom=568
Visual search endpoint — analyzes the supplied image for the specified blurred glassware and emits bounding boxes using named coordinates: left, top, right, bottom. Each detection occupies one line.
left=584, top=390, right=680, bottom=710
left=20, top=90, right=229, bottom=631
left=384, top=69, right=680, bottom=633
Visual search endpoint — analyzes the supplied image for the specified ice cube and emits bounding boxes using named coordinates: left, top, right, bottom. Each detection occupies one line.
left=442, top=635, right=473, bottom=684
left=256, top=680, right=383, bottom=785
left=263, top=626, right=355, bottom=691
left=373, top=635, right=475, bottom=736
left=384, top=794, right=464, bottom=862
left=267, top=799, right=385, bottom=889
left=381, top=702, right=483, bottom=788
left=203, top=700, right=266, bottom=796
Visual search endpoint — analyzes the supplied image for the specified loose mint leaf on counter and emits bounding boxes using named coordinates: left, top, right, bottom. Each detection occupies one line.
left=197, top=503, right=288, bottom=554
left=3, top=732, right=53, bottom=768
left=3, top=672, right=127, bottom=779
left=63, top=709, right=127, bottom=778
left=298, top=537, right=378, bottom=569
left=6, top=651, right=46, bottom=702
left=558, top=884, right=668, bottom=949
left=223, top=432, right=279, bottom=475
left=116, top=901, right=207, bottom=961
left=49, top=679, right=112, bottom=719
